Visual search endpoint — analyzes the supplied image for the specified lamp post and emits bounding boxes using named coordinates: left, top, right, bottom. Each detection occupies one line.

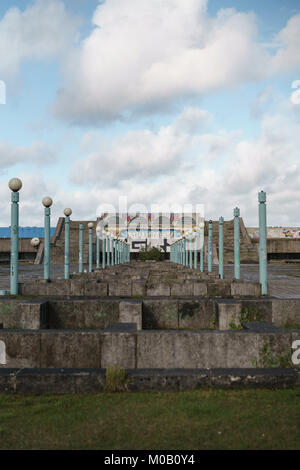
left=102, top=236, right=106, bottom=269
left=42, top=196, right=53, bottom=281
left=88, top=222, right=94, bottom=272
left=259, top=191, right=268, bottom=295
left=200, top=224, right=204, bottom=272
left=208, top=220, right=213, bottom=273
left=9, top=178, right=22, bottom=295
left=219, top=216, right=224, bottom=279
left=96, top=229, right=100, bottom=269
left=64, top=208, right=72, bottom=280
left=79, top=224, right=84, bottom=273
left=234, top=207, right=240, bottom=280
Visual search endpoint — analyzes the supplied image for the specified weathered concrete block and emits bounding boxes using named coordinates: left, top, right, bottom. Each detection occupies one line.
left=119, top=300, right=142, bottom=330
left=217, top=301, right=242, bottom=330
left=47, top=299, right=119, bottom=329
left=193, top=282, right=208, bottom=296
left=0, top=331, right=41, bottom=368
left=231, top=280, right=261, bottom=297
left=178, top=300, right=216, bottom=330
left=40, top=331, right=102, bottom=368
left=142, top=299, right=178, bottom=329
left=18, top=301, right=48, bottom=329
left=256, top=333, right=293, bottom=368
left=147, top=283, right=171, bottom=296
left=101, top=332, right=136, bottom=368
left=207, top=280, right=231, bottom=297
left=109, top=282, right=132, bottom=297
left=170, top=283, right=193, bottom=297
left=131, top=281, right=146, bottom=297
left=271, top=299, right=300, bottom=328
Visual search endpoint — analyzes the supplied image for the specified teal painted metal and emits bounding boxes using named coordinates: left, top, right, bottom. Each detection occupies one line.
left=208, top=220, right=213, bottom=272
left=96, top=232, right=100, bottom=269
left=259, top=191, right=268, bottom=295
left=64, top=216, right=70, bottom=280
left=44, top=207, right=51, bottom=280
left=10, top=191, right=19, bottom=295
left=219, top=217, right=224, bottom=279
left=102, top=237, right=106, bottom=269
left=194, top=232, right=197, bottom=269
left=107, top=236, right=110, bottom=266
left=111, top=238, right=115, bottom=267
left=234, top=207, right=240, bottom=280
left=189, top=236, right=192, bottom=269
left=114, top=239, right=117, bottom=265
left=200, top=226, right=204, bottom=272
left=88, top=227, right=93, bottom=272
left=79, top=224, right=84, bottom=273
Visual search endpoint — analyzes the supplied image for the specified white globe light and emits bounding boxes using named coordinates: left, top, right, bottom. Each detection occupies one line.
left=88, top=222, right=94, bottom=229
left=42, top=196, right=53, bottom=207
left=8, top=178, right=22, bottom=192
left=64, top=208, right=72, bottom=216
left=31, top=237, right=40, bottom=247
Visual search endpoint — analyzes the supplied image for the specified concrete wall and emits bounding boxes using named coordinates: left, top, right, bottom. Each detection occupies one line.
left=0, top=329, right=298, bottom=369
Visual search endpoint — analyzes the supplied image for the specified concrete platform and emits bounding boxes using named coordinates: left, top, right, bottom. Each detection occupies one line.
left=0, top=368, right=299, bottom=393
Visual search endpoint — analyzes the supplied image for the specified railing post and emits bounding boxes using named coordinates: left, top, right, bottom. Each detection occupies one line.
left=259, top=191, right=268, bottom=295
left=79, top=224, right=84, bottom=273
left=219, top=216, right=224, bottom=279
left=208, top=220, right=213, bottom=273
left=9, top=178, right=22, bottom=295
left=42, top=197, right=52, bottom=281
left=200, top=225, right=204, bottom=272
left=234, top=207, right=240, bottom=279
left=64, top=208, right=72, bottom=279
left=96, top=229, right=100, bottom=269
left=88, top=222, right=94, bottom=272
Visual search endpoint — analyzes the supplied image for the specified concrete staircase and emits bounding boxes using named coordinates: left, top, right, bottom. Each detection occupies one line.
left=204, top=218, right=259, bottom=264
left=35, top=217, right=259, bottom=264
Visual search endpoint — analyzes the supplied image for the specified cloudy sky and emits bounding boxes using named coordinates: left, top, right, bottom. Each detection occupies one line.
left=0, top=0, right=300, bottom=227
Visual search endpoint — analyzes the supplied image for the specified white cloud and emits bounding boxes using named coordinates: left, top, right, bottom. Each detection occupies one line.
left=71, top=106, right=211, bottom=185
left=0, top=141, right=56, bottom=168
left=52, top=0, right=300, bottom=123
left=70, top=108, right=300, bottom=226
left=0, top=0, right=81, bottom=80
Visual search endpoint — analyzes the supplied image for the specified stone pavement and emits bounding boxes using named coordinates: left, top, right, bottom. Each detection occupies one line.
left=0, top=261, right=299, bottom=298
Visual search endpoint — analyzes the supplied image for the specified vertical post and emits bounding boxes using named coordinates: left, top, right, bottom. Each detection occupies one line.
left=259, top=191, right=268, bottom=295
left=9, top=178, right=22, bottom=295
left=219, top=217, right=224, bottom=279
left=79, top=224, right=84, bottom=273
left=64, top=208, right=72, bottom=279
left=200, top=224, right=204, bottom=272
left=102, top=237, right=106, bottom=269
left=43, top=197, right=53, bottom=281
left=111, top=238, right=114, bottom=267
left=194, top=232, right=197, bottom=269
left=107, top=235, right=110, bottom=267
left=96, top=231, right=100, bottom=269
left=234, top=207, right=240, bottom=280
left=88, top=222, right=94, bottom=272
left=208, top=220, right=213, bottom=273
left=189, top=235, right=192, bottom=269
